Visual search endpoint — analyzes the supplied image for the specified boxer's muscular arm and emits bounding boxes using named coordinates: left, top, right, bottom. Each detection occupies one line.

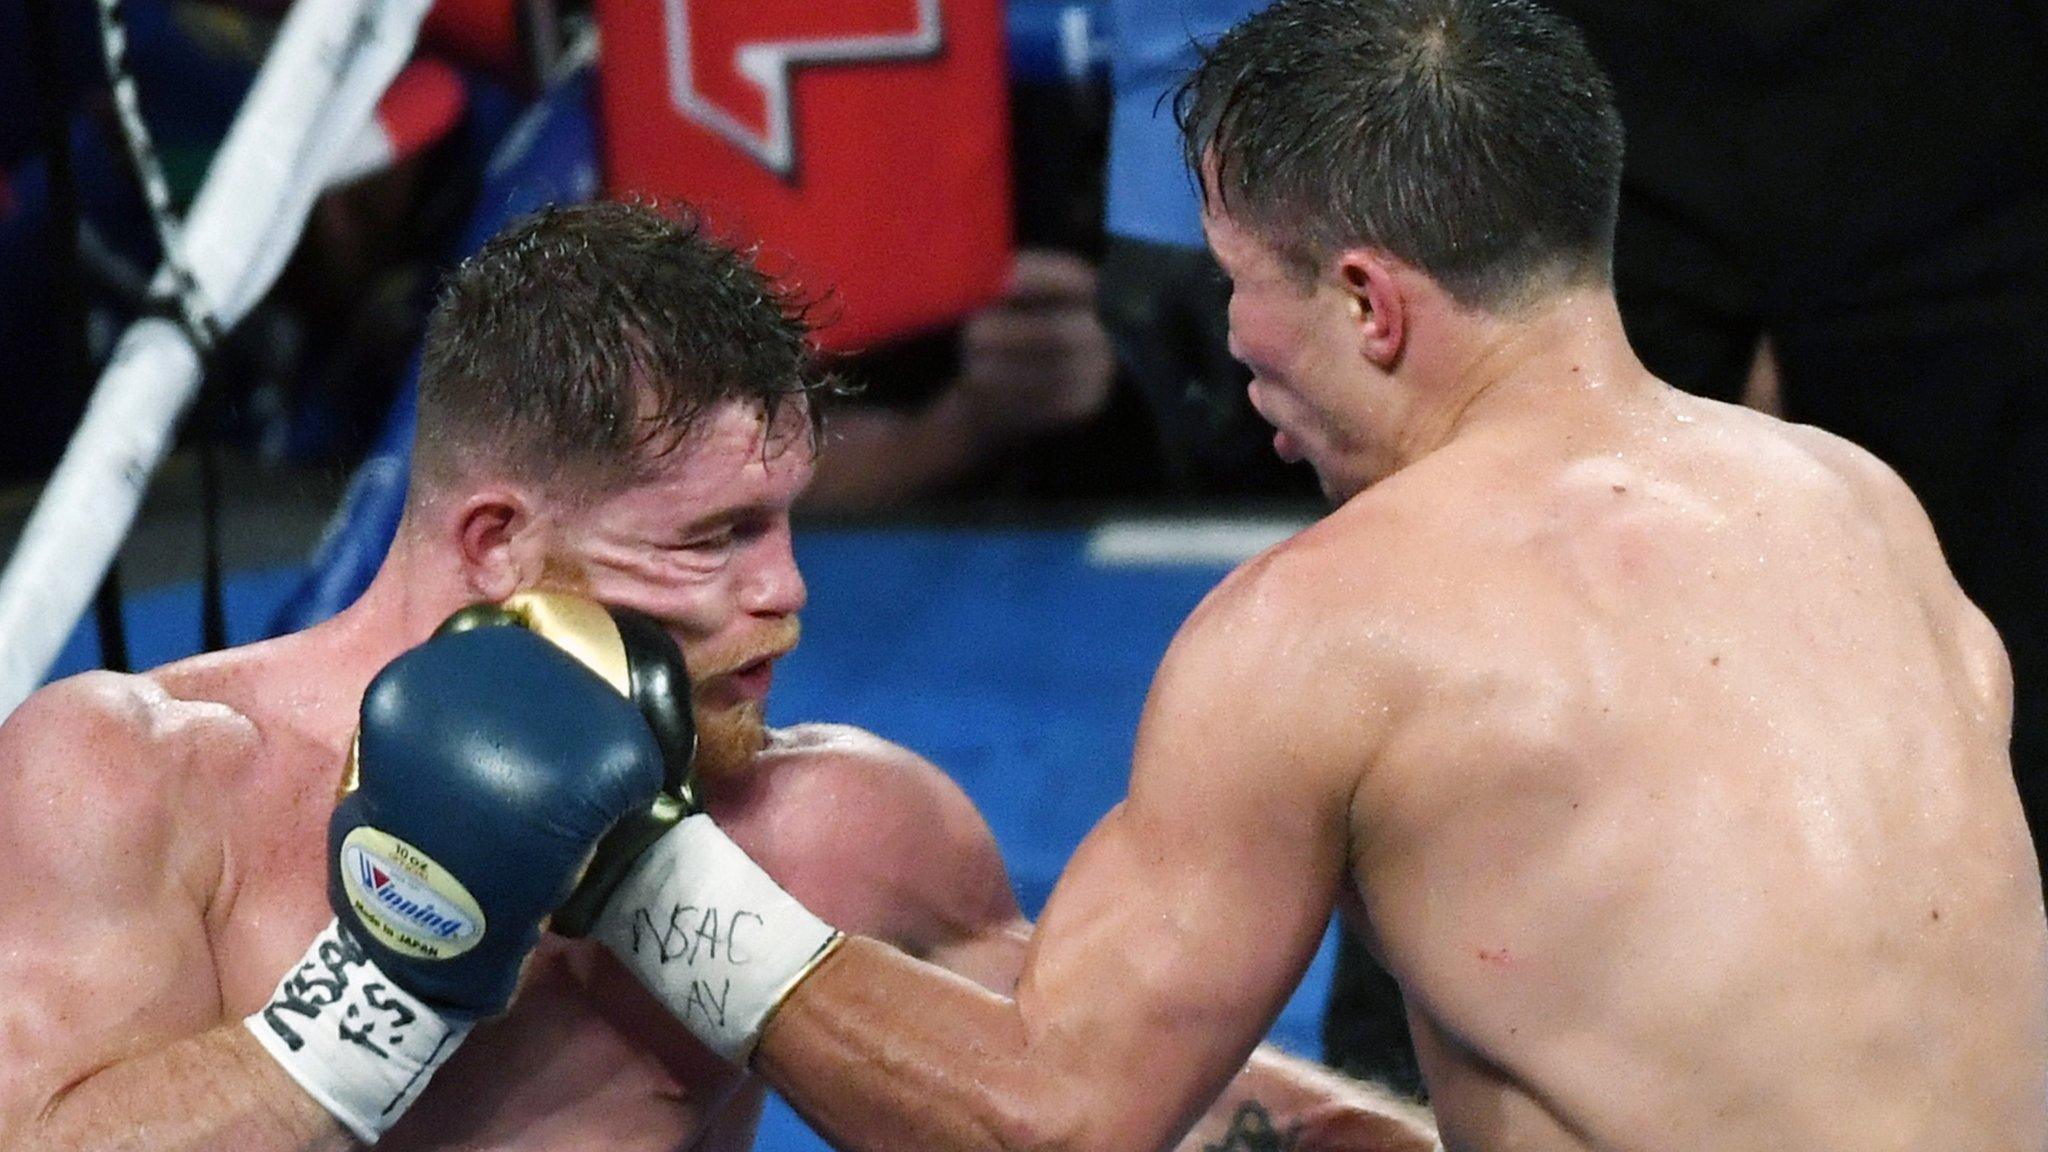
left=919, top=921, right=1436, bottom=1152
left=1183, top=1050, right=1437, bottom=1152
left=758, top=559, right=1426, bottom=1152
left=16, top=1031, right=349, bottom=1152
left=795, top=729, right=1433, bottom=1152
left=0, top=676, right=350, bottom=1151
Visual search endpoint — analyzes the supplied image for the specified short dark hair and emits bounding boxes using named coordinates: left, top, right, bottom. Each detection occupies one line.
left=411, top=200, right=834, bottom=501
left=1177, top=0, right=1625, bottom=310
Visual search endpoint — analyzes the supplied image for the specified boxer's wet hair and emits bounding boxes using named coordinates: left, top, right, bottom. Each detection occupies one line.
left=1177, top=0, right=1624, bottom=311
left=412, top=200, right=836, bottom=498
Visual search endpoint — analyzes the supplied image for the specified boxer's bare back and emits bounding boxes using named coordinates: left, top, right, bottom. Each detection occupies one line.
left=1306, top=381, right=2048, bottom=1149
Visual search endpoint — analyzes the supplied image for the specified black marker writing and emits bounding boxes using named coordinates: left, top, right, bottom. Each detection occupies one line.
left=259, top=928, right=412, bottom=1060
left=262, top=931, right=370, bottom=1050
left=630, top=903, right=765, bottom=968
left=679, top=978, right=730, bottom=1028
left=336, top=1000, right=390, bottom=1058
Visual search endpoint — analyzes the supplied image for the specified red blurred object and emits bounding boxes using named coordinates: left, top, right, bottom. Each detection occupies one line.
left=379, top=58, right=467, bottom=162
left=594, top=0, right=1013, bottom=352
left=225, top=0, right=524, bottom=83
left=421, top=0, right=523, bottom=84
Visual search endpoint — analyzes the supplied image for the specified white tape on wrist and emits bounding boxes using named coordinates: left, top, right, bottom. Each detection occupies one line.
left=594, top=813, right=842, bottom=1065
left=245, top=921, right=470, bottom=1144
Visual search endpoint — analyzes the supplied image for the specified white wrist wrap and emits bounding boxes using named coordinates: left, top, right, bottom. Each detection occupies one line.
left=593, top=813, right=842, bottom=1065
left=244, top=920, right=471, bottom=1144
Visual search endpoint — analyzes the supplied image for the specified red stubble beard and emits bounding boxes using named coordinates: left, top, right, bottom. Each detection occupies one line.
left=687, top=615, right=800, bottom=785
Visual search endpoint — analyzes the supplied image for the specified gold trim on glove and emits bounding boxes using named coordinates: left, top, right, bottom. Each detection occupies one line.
left=499, top=591, right=632, bottom=696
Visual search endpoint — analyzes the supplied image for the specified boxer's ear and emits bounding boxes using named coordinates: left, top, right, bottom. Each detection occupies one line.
left=454, top=486, right=545, bottom=602
left=1336, top=249, right=1404, bottom=369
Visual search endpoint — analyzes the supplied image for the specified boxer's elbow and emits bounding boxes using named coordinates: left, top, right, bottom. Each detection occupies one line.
left=977, top=1096, right=1089, bottom=1152
left=977, top=1068, right=1167, bottom=1152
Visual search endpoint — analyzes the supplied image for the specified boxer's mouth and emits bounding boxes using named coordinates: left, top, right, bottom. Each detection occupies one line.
left=718, top=651, right=784, bottom=702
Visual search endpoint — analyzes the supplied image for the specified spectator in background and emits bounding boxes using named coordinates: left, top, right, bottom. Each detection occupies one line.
left=801, top=248, right=1119, bottom=512
left=801, top=6, right=1150, bottom=513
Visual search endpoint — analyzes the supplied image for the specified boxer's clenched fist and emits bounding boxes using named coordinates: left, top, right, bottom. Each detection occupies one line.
left=246, top=618, right=664, bottom=1142
left=431, top=590, right=699, bottom=935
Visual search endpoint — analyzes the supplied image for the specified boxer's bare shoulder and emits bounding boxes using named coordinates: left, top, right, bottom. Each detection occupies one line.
left=742, top=723, right=1019, bottom=927
left=0, top=669, right=257, bottom=883
left=1155, top=494, right=1436, bottom=755
left=1773, top=417, right=2010, bottom=692
left=0, top=671, right=261, bottom=1132
left=726, top=724, right=1024, bottom=976
left=148, top=629, right=364, bottom=744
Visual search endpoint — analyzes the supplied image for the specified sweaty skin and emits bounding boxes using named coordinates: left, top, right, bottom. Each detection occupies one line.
left=0, top=403, right=1023, bottom=1151
left=1333, top=391, right=2043, bottom=1150
left=748, top=213, right=2048, bottom=1151
left=0, top=659, right=1020, bottom=1150
left=0, top=400, right=1421, bottom=1152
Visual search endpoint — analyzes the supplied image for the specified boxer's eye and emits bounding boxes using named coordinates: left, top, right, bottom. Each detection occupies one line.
left=679, top=529, right=734, bottom=553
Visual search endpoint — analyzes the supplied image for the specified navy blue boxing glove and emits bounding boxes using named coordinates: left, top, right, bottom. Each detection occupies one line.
left=332, top=623, right=665, bottom=1010
left=245, top=621, right=663, bottom=1142
left=429, top=590, right=699, bottom=937
left=431, top=594, right=843, bottom=1066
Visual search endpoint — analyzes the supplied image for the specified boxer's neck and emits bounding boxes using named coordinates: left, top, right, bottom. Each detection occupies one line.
left=314, top=529, right=480, bottom=672
left=1400, top=287, right=1649, bottom=465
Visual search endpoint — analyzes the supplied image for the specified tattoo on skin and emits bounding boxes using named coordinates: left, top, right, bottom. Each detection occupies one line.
left=1206, top=1102, right=1303, bottom=1152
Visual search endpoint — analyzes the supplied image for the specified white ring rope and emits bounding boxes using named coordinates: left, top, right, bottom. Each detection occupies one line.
left=89, top=0, right=219, bottom=350
left=0, top=0, right=432, bottom=720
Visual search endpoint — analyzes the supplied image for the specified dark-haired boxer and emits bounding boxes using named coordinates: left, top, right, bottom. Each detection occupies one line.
left=0, top=201, right=1435, bottom=1152
left=581, top=4, right=2048, bottom=1151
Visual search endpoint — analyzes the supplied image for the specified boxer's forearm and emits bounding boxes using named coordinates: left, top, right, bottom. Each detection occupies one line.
left=1179, top=1047, right=1438, bottom=1152
left=761, top=954, right=1438, bottom=1152
left=756, top=937, right=1148, bottom=1152
left=18, top=1024, right=351, bottom=1152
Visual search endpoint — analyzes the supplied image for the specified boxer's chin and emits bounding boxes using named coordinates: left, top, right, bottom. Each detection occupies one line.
left=694, top=700, right=768, bottom=785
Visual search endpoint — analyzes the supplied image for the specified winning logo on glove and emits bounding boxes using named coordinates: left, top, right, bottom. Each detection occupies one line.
left=338, top=827, right=487, bottom=960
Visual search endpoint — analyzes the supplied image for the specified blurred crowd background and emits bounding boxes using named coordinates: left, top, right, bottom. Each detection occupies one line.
left=2, top=0, right=2043, bottom=1104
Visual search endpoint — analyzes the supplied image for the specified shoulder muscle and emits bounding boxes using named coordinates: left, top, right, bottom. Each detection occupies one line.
left=1, top=672, right=250, bottom=879
left=0, top=673, right=250, bottom=1128
left=746, top=724, right=1019, bottom=951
